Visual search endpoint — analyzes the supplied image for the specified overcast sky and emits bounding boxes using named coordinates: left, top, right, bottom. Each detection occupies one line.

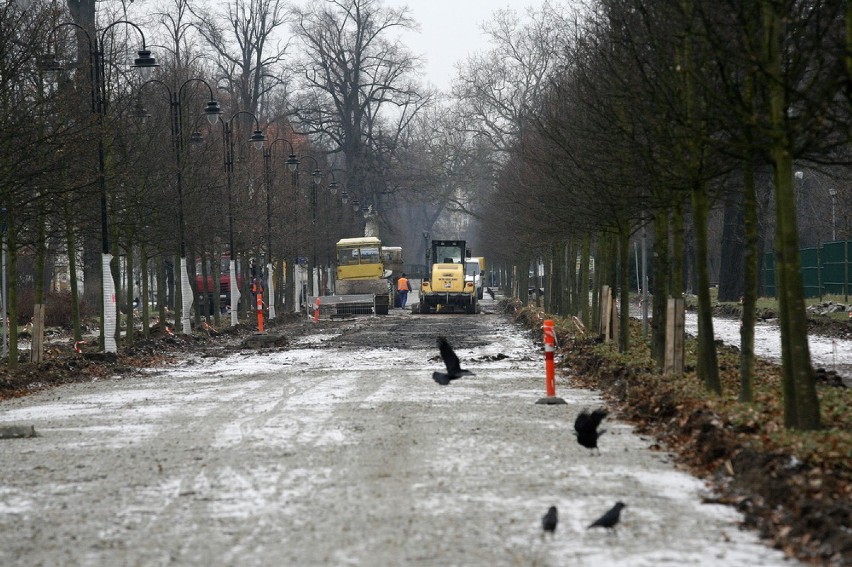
left=383, top=0, right=545, bottom=92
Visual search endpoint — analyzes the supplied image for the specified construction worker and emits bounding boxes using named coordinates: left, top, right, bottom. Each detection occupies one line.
left=397, top=273, right=411, bottom=309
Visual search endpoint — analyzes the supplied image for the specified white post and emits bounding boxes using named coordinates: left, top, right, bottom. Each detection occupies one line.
left=266, top=262, right=276, bottom=320
left=229, top=259, right=240, bottom=326
left=180, top=257, right=193, bottom=333
left=102, top=253, right=117, bottom=353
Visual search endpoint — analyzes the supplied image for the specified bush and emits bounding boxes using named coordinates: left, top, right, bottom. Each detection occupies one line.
left=15, top=290, right=91, bottom=329
left=45, top=291, right=76, bottom=327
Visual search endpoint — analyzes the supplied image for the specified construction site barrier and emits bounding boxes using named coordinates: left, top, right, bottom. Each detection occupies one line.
left=306, top=294, right=378, bottom=320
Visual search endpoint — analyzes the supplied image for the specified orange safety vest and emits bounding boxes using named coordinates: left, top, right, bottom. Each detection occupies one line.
left=397, top=277, right=410, bottom=291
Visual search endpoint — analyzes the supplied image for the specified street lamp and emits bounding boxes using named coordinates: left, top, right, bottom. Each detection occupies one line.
left=44, top=20, right=158, bottom=352
left=220, top=111, right=266, bottom=326
left=299, top=156, right=325, bottom=297
left=138, top=78, right=222, bottom=334
left=423, top=231, right=430, bottom=272
left=262, top=138, right=301, bottom=320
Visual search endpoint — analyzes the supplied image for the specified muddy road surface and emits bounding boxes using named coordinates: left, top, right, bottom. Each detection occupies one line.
left=0, top=307, right=797, bottom=566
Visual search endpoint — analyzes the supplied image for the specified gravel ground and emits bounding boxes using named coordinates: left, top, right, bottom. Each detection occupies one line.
left=0, top=306, right=800, bottom=566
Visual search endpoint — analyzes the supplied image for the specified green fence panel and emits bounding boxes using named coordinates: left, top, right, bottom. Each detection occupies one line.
left=801, top=247, right=820, bottom=298
left=821, top=241, right=851, bottom=296
left=762, top=252, right=776, bottom=297
left=760, top=240, right=850, bottom=298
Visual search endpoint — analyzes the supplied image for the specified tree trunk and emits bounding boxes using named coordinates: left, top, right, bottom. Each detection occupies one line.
left=157, top=255, right=167, bottom=328
left=691, top=180, right=721, bottom=394
left=652, top=211, right=669, bottom=369
left=591, top=237, right=602, bottom=333
left=671, top=199, right=685, bottom=299
left=34, top=205, right=46, bottom=360
left=718, top=188, right=745, bottom=302
left=764, top=0, right=820, bottom=430
left=550, top=243, right=564, bottom=315
left=190, top=245, right=201, bottom=329
left=110, top=213, right=120, bottom=347
left=579, top=235, right=591, bottom=326
left=174, top=251, right=183, bottom=334
left=124, top=236, right=134, bottom=346
left=64, top=198, right=82, bottom=343
left=516, top=256, right=530, bottom=304
left=740, top=158, right=759, bottom=402
left=141, top=244, right=150, bottom=338
left=6, top=208, right=17, bottom=369
left=618, top=227, right=630, bottom=352
left=212, top=250, right=222, bottom=326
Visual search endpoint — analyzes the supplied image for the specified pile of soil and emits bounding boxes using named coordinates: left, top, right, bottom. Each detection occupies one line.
left=0, top=314, right=317, bottom=402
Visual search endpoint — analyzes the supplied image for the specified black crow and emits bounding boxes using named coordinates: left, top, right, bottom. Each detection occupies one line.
left=541, top=506, right=558, bottom=539
left=486, top=287, right=495, bottom=300
left=574, top=408, right=608, bottom=454
left=432, top=336, right=475, bottom=385
left=588, top=502, right=626, bottom=530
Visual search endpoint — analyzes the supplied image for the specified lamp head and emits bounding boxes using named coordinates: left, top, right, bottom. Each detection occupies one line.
left=132, top=49, right=159, bottom=81
left=131, top=100, right=151, bottom=124
left=250, top=129, right=266, bottom=150
left=39, top=51, right=63, bottom=75
left=204, top=100, right=223, bottom=125
left=286, top=153, right=300, bottom=172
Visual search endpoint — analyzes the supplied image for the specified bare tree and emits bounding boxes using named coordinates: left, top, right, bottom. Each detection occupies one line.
left=452, top=1, right=571, bottom=162
left=289, top=0, right=429, bottom=212
left=191, top=0, right=291, bottom=116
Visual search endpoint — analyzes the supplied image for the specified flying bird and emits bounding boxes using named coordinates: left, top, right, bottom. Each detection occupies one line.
left=432, top=336, right=475, bottom=385
left=574, top=408, right=608, bottom=454
left=541, top=506, right=558, bottom=539
left=588, top=502, right=626, bottom=530
left=486, top=287, right=495, bottom=300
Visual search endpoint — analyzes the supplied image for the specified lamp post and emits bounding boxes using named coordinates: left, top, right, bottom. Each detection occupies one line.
left=423, top=231, right=430, bottom=274
left=298, top=156, right=324, bottom=297
left=262, top=139, right=300, bottom=320
left=44, top=21, right=158, bottom=352
left=220, top=112, right=266, bottom=326
left=138, top=78, right=222, bottom=333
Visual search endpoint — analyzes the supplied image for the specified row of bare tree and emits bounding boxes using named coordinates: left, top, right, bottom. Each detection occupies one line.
left=1, top=0, right=441, bottom=364
left=463, top=1, right=850, bottom=431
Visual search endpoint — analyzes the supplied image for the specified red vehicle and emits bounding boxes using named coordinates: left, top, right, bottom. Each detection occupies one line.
left=195, top=256, right=243, bottom=313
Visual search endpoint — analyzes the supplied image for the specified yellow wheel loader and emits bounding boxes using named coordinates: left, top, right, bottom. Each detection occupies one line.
left=418, top=240, right=478, bottom=314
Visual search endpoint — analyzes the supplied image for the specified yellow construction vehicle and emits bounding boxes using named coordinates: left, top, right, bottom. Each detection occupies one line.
left=418, top=240, right=478, bottom=314
left=334, top=237, right=392, bottom=314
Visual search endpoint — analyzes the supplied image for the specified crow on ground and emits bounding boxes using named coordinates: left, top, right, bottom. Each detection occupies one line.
left=432, top=336, right=475, bottom=385
left=574, top=408, right=608, bottom=454
left=588, top=502, right=626, bottom=530
left=541, top=506, right=558, bottom=539
left=486, top=287, right=495, bottom=300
